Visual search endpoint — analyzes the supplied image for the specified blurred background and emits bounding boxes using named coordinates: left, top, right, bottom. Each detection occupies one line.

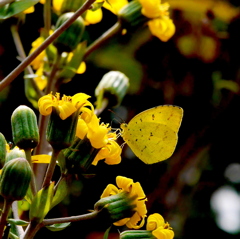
left=1, top=0, right=240, bottom=238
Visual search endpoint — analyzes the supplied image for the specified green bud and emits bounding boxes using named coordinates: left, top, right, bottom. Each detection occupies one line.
left=0, top=132, right=7, bottom=168
left=95, top=71, right=129, bottom=109
left=0, top=157, right=32, bottom=201
left=94, top=192, right=136, bottom=223
left=54, top=12, right=85, bottom=53
left=6, top=147, right=26, bottom=163
left=118, top=0, right=149, bottom=29
left=63, top=136, right=100, bottom=172
left=46, top=108, right=79, bottom=150
left=120, top=230, right=155, bottom=239
left=11, top=105, right=39, bottom=149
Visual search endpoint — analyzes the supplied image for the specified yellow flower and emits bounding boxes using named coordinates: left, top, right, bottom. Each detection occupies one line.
left=76, top=112, right=122, bottom=165
left=111, top=0, right=175, bottom=41
left=103, top=0, right=129, bottom=14
left=29, top=36, right=46, bottom=70
left=34, top=66, right=47, bottom=90
left=147, top=213, right=174, bottom=239
left=148, top=17, right=175, bottom=42
left=139, top=0, right=170, bottom=18
left=138, top=0, right=175, bottom=41
left=52, top=0, right=63, bottom=13
left=101, top=176, right=147, bottom=229
left=38, top=92, right=93, bottom=120
left=92, top=133, right=122, bottom=165
left=85, top=8, right=103, bottom=25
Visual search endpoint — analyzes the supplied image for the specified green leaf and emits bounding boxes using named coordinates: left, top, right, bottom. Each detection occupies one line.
left=7, top=218, right=29, bottom=226
left=0, top=0, right=39, bottom=19
left=9, top=232, right=19, bottom=239
left=29, top=182, right=55, bottom=222
left=58, top=41, right=87, bottom=80
left=91, top=1, right=104, bottom=11
left=51, top=177, right=68, bottom=209
left=103, top=225, right=112, bottom=239
left=45, top=222, right=71, bottom=232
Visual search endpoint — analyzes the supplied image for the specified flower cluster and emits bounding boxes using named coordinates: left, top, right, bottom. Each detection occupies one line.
left=101, top=176, right=147, bottom=229
left=38, top=92, right=121, bottom=166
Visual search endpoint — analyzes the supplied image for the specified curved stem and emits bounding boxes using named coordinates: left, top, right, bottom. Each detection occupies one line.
left=0, top=0, right=96, bottom=92
left=0, top=199, right=13, bottom=239
left=43, top=210, right=99, bottom=226
left=84, top=22, right=122, bottom=59
left=42, top=149, right=61, bottom=188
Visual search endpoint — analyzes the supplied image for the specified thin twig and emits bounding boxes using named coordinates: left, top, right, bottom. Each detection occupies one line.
left=84, top=22, right=122, bottom=59
left=43, top=210, right=99, bottom=226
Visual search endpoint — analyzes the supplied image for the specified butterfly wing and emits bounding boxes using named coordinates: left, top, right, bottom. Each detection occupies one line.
left=122, top=122, right=178, bottom=164
left=121, top=105, right=183, bottom=164
left=130, top=105, right=183, bottom=133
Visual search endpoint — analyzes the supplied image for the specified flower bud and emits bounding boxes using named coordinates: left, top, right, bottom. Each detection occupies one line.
left=0, top=132, right=7, bottom=168
left=54, top=12, right=85, bottom=53
left=46, top=108, right=79, bottom=150
left=95, top=71, right=129, bottom=109
left=94, top=192, right=136, bottom=223
left=0, top=157, right=32, bottom=201
left=6, top=146, right=26, bottom=163
left=118, top=0, right=149, bottom=29
left=120, top=230, right=155, bottom=239
left=63, top=136, right=100, bottom=172
left=11, top=105, right=39, bottom=149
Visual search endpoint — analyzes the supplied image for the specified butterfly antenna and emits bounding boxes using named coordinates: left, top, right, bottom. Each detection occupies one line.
left=108, top=109, right=125, bottom=124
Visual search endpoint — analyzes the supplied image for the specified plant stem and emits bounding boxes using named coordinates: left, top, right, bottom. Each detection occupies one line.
left=10, top=24, right=43, bottom=98
left=42, top=149, right=61, bottom=188
left=43, top=210, right=99, bottom=226
left=44, top=52, right=62, bottom=94
left=24, top=148, right=37, bottom=196
left=11, top=201, right=24, bottom=238
left=22, top=220, right=42, bottom=239
left=0, top=199, right=13, bottom=239
left=43, top=0, right=51, bottom=37
left=34, top=52, right=62, bottom=189
left=0, top=0, right=96, bottom=92
left=84, top=22, right=122, bottom=59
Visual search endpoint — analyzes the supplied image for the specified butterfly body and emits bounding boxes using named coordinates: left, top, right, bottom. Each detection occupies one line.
left=120, top=105, right=183, bottom=164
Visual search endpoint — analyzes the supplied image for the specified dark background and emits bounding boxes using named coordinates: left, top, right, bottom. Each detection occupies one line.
left=1, top=1, right=240, bottom=238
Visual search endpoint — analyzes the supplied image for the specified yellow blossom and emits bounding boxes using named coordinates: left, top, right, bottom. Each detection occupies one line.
left=147, top=213, right=174, bottom=239
left=29, top=36, right=46, bottom=70
left=103, top=0, right=129, bottom=14
left=92, top=133, right=122, bottom=165
left=76, top=112, right=122, bottom=165
left=52, top=0, right=63, bottom=13
left=139, top=0, right=170, bottom=18
left=34, top=66, right=47, bottom=90
left=148, top=17, right=175, bottom=42
left=38, top=92, right=93, bottom=120
left=101, top=176, right=147, bottom=229
left=85, top=8, right=103, bottom=25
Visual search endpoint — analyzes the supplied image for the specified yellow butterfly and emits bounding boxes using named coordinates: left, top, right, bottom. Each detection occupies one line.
left=120, top=105, right=183, bottom=164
